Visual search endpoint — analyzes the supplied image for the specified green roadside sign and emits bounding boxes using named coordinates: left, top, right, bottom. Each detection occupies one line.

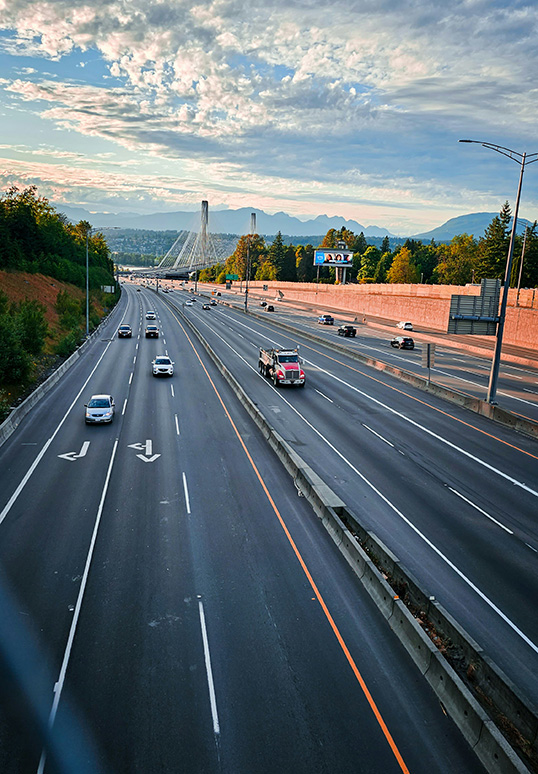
left=226, top=274, right=239, bottom=280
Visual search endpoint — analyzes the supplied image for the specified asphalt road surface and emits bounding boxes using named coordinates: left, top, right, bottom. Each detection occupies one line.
left=214, top=285, right=538, bottom=423
left=0, top=286, right=484, bottom=773
left=169, top=287, right=538, bottom=712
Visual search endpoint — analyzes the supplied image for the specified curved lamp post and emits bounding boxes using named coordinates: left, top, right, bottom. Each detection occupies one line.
left=459, top=140, right=538, bottom=403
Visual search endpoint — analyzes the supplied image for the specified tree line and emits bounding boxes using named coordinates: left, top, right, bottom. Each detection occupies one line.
left=199, top=202, right=538, bottom=288
left=0, top=186, right=120, bottom=418
left=0, top=186, right=117, bottom=289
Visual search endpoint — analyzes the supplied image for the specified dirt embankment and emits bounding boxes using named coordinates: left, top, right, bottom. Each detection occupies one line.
left=0, top=270, right=86, bottom=352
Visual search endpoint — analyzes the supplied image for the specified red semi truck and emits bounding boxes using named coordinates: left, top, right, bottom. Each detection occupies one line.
left=258, top=347, right=305, bottom=387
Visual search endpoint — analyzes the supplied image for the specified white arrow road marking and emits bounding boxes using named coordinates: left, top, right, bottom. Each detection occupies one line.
left=58, top=441, right=90, bottom=462
left=128, top=440, right=152, bottom=454
left=136, top=453, right=161, bottom=463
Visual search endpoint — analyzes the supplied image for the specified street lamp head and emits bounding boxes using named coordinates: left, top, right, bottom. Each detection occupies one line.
left=459, top=139, right=474, bottom=143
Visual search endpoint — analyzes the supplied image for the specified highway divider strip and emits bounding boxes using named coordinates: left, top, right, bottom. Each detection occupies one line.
left=165, top=291, right=535, bottom=774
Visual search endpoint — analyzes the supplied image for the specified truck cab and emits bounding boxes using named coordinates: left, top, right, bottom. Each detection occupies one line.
left=258, top=348, right=305, bottom=387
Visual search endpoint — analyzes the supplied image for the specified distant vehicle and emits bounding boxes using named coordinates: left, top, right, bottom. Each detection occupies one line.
left=190, top=298, right=197, bottom=303
left=318, top=314, right=334, bottom=325
left=260, top=301, right=267, bottom=307
left=391, top=336, right=414, bottom=349
left=85, top=394, right=115, bottom=424
left=210, top=299, right=217, bottom=306
left=152, top=355, right=174, bottom=376
left=145, top=324, right=159, bottom=338
left=146, top=311, right=156, bottom=320
left=337, top=325, right=356, bottom=337
left=202, top=303, right=210, bottom=310
left=136, top=288, right=141, bottom=292
left=185, top=300, right=193, bottom=306
left=266, top=304, right=275, bottom=312
left=259, top=347, right=305, bottom=387
left=216, top=291, right=221, bottom=296
left=397, top=321, right=413, bottom=331
left=118, top=324, right=132, bottom=338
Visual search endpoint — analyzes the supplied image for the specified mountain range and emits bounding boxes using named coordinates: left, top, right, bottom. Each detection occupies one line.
left=52, top=204, right=396, bottom=238
left=52, top=203, right=534, bottom=243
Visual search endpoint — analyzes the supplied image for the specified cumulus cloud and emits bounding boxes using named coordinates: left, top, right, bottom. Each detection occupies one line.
left=1, top=0, right=538, bottom=230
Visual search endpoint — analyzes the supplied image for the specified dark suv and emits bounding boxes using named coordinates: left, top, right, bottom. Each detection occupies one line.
left=390, top=336, right=414, bottom=350
left=337, top=325, right=356, bottom=337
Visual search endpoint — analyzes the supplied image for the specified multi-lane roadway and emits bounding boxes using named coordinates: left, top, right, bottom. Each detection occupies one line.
left=0, top=285, right=488, bottom=773
left=173, top=287, right=538, bottom=706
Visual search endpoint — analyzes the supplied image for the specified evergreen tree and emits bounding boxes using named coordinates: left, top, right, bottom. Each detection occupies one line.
left=268, top=232, right=286, bottom=279
left=296, top=245, right=315, bottom=282
left=354, top=232, right=368, bottom=255
left=358, top=245, right=381, bottom=281
left=475, top=202, right=511, bottom=280
left=381, top=235, right=390, bottom=254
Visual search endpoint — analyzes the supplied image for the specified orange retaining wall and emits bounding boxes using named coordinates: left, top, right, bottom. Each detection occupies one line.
left=246, top=282, right=538, bottom=349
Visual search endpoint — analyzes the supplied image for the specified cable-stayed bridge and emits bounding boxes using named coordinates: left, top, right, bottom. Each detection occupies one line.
left=126, top=202, right=256, bottom=279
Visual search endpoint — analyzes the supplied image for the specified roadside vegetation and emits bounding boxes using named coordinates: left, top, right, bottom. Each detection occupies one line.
left=0, top=186, right=119, bottom=421
left=199, top=202, right=538, bottom=288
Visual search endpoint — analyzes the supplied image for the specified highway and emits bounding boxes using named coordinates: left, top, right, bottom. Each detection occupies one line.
left=213, top=285, right=538, bottom=423
left=0, top=285, right=484, bottom=773
left=168, top=287, right=538, bottom=711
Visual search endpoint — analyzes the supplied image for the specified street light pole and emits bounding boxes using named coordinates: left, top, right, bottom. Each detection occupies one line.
left=244, top=235, right=251, bottom=313
left=459, top=140, right=538, bottom=403
left=86, top=228, right=90, bottom=337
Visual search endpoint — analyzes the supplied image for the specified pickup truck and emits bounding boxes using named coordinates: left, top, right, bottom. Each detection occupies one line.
left=258, top=348, right=305, bottom=387
left=318, top=314, right=334, bottom=325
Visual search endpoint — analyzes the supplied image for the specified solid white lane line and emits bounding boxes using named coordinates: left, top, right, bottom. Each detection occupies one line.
left=523, top=388, right=538, bottom=395
left=122, top=399, right=127, bottom=416
left=175, top=414, right=180, bottom=436
left=447, top=487, right=513, bottom=534
left=170, top=384, right=175, bottom=397
left=129, top=372, right=133, bottom=385
left=198, top=600, right=220, bottom=735
left=526, top=543, right=538, bottom=553
left=314, top=389, right=333, bottom=403
left=0, top=328, right=121, bottom=526
left=37, top=439, right=119, bottom=774
left=182, top=472, right=191, bottom=514
left=187, top=320, right=538, bottom=652
left=363, top=424, right=395, bottom=448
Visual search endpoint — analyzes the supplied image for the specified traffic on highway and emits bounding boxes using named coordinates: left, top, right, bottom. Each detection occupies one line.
left=2, top=280, right=536, bottom=773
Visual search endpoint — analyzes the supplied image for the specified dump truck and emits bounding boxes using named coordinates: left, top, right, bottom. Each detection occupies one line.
left=258, top=347, right=305, bottom=387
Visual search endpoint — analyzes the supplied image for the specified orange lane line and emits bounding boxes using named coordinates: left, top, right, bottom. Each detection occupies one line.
left=172, top=312, right=411, bottom=774
left=302, top=342, right=538, bottom=461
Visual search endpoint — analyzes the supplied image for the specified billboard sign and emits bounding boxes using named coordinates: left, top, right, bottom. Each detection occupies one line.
left=314, top=249, right=353, bottom=267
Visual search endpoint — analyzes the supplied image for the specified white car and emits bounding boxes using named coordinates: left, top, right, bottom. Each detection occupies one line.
left=146, top=311, right=156, bottom=320
left=185, top=300, right=193, bottom=306
left=152, top=355, right=174, bottom=377
left=85, top=394, right=115, bottom=424
left=397, top=321, right=413, bottom=331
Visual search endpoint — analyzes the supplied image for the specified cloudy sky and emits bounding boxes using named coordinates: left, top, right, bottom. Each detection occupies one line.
left=1, top=0, right=538, bottom=234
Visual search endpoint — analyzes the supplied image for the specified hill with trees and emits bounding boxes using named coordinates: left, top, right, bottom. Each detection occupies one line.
left=0, top=186, right=119, bottom=420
